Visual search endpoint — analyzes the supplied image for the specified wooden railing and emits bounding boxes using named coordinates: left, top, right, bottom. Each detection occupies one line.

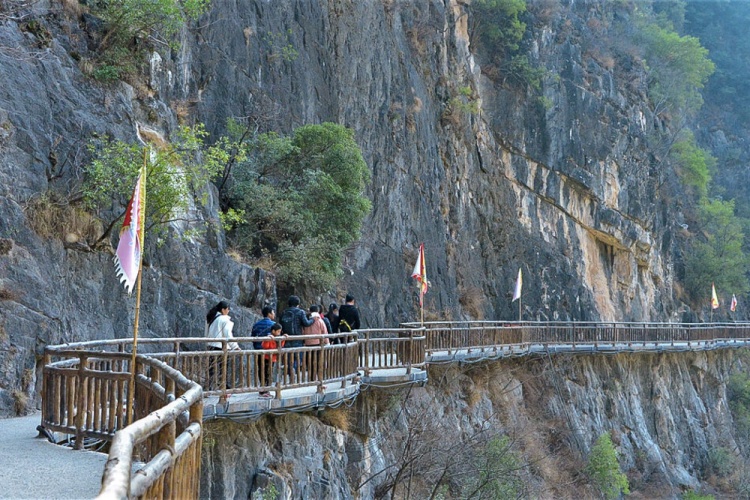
left=42, top=343, right=203, bottom=499
left=400, top=321, right=750, bottom=355
left=41, top=321, right=750, bottom=498
left=144, top=334, right=360, bottom=399
left=356, top=328, right=427, bottom=375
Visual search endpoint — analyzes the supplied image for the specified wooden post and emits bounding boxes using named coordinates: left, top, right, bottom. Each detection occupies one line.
left=126, top=263, right=144, bottom=426
left=317, top=341, right=325, bottom=393
left=74, top=353, right=88, bottom=449
left=406, top=330, right=413, bottom=375
left=275, top=339, right=283, bottom=399
left=220, top=341, right=228, bottom=402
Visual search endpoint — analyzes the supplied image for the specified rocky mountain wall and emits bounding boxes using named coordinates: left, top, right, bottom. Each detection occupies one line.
left=0, top=0, right=689, bottom=459
left=203, top=350, right=743, bottom=498
left=172, top=0, right=678, bottom=325
left=0, top=0, right=743, bottom=496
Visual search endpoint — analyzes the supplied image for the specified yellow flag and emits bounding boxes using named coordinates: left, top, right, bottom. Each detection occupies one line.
left=711, top=283, right=719, bottom=310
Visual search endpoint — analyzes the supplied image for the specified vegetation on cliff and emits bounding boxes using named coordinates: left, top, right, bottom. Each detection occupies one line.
left=78, top=120, right=370, bottom=294
left=219, top=121, right=371, bottom=293
left=89, top=0, right=209, bottom=81
left=585, top=432, right=630, bottom=500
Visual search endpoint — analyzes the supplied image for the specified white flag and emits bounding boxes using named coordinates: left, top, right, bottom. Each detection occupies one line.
left=512, top=268, right=522, bottom=302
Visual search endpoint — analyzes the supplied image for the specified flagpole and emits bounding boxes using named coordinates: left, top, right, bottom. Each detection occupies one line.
left=126, top=257, right=144, bottom=425
left=126, top=147, right=148, bottom=425
left=518, top=295, right=522, bottom=322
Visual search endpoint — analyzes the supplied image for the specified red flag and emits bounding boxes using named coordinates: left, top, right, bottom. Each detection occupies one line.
left=731, top=294, right=737, bottom=312
left=411, top=243, right=428, bottom=306
left=114, top=164, right=146, bottom=294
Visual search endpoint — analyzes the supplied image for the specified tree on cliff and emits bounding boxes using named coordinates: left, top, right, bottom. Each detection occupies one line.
left=82, top=124, right=225, bottom=244
left=585, top=432, right=629, bottom=500
left=221, top=122, right=371, bottom=293
left=684, top=199, right=749, bottom=303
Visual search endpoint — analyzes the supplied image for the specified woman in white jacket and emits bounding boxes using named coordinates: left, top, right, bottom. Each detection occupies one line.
left=205, top=300, right=240, bottom=350
left=205, top=300, right=240, bottom=391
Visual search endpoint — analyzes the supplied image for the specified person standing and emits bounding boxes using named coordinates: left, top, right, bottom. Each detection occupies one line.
left=303, top=305, right=330, bottom=388
left=205, top=300, right=240, bottom=390
left=326, top=303, right=341, bottom=343
left=259, top=323, right=286, bottom=398
left=251, top=306, right=276, bottom=349
left=338, top=294, right=361, bottom=335
left=279, top=295, right=315, bottom=382
left=206, top=300, right=240, bottom=351
left=303, top=305, right=330, bottom=345
left=320, top=304, right=333, bottom=334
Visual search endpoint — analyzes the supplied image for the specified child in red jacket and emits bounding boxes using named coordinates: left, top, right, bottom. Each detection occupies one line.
left=259, top=323, right=286, bottom=398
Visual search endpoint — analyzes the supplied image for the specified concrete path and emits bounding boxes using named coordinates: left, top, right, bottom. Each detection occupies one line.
left=0, top=413, right=107, bottom=499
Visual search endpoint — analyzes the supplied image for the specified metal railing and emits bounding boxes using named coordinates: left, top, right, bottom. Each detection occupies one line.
left=401, top=321, right=750, bottom=355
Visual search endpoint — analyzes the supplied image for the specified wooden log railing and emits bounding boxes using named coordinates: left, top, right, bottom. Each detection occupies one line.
left=42, top=344, right=203, bottom=499
left=41, top=322, right=750, bottom=498
left=356, top=328, right=427, bottom=376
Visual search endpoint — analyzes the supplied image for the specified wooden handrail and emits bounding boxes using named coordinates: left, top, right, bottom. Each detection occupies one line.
left=96, top=356, right=202, bottom=499
left=42, top=348, right=202, bottom=499
left=41, top=322, right=750, bottom=498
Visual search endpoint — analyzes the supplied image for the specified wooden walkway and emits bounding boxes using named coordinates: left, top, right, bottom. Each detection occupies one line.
left=35, top=321, right=750, bottom=498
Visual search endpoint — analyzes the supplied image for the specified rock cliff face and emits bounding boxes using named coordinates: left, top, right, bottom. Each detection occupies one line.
left=181, top=0, right=676, bottom=326
left=203, top=350, right=742, bottom=498
left=0, top=0, right=741, bottom=496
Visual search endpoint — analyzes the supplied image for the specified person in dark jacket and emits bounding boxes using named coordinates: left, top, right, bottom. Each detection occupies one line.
left=279, top=295, right=315, bottom=346
left=326, top=303, right=342, bottom=343
left=338, top=294, right=361, bottom=337
left=251, top=306, right=276, bottom=349
left=320, top=304, right=333, bottom=334
left=279, top=295, right=314, bottom=382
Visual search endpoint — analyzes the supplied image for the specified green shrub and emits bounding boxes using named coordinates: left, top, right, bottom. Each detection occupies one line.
left=706, top=447, right=734, bottom=478
left=469, top=0, right=544, bottom=90
left=223, top=122, right=371, bottom=292
left=683, top=490, right=714, bottom=500
left=463, top=435, right=525, bottom=499
left=91, top=64, right=121, bottom=83
left=585, top=432, right=630, bottom=500
left=471, top=0, right=527, bottom=53
left=670, top=131, right=716, bottom=199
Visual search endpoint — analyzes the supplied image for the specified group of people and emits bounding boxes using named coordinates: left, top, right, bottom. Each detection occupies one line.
left=204, top=294, right=361, bottom=396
